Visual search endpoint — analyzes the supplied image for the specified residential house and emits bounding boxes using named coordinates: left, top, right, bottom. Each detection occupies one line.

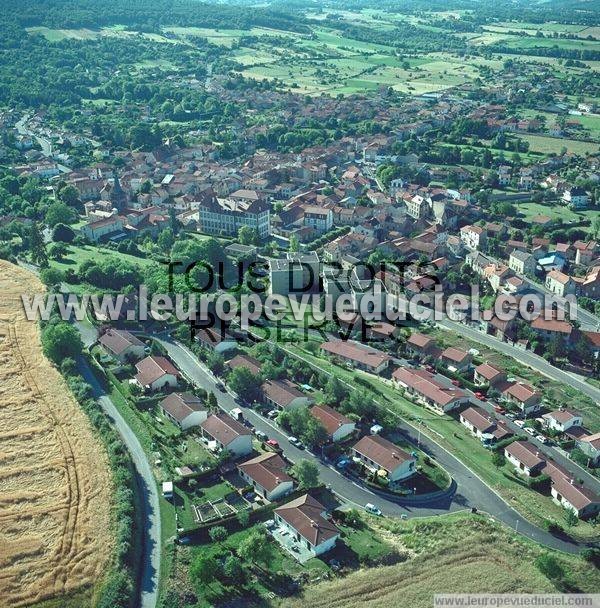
left=460, top=225, right=487, bottom=251
left=351, top=434, right=417, bottom=482
left=135, top=356, right=180, bottom=392
left=501, top=382, right=541, bottom=415
left=551, top=476, right=600, bottom=519
left=310, top=404, right=356, bottom=442
left=98, top=328, right=146, bottom=362
left=392, top=367, right=469, bottom=413
left=509, top=250, right=536, bottom=277
left=542, top=410, right=583, bottom=433
left=504, top=440, right=545, bottom=476
left=238, top=452, right=294, bottom=501
left=577, top=433, right=600, bottom=466
left=562, top=186, right=589, bottom=210
left=80, top=215, right=124, bottom=242
left=262, top=379, right=312, bottom=411
left=405, top=332, right=438, bottom=358
left=474, top=362, right=506, bottom=387
left=320, top=340, right=391, bottom=374
left=200, top=413, right=253, bottom=457
left=439, top=347, right=472, bottom=373
left=274, top=494, right=340, bottom=557
left=459, top=406, right=496, bottom=438
left=227, top=353, right=262, bottom=375
left=160, top=392, right=207, bottom=430
left=574, top=240, right=597, bottom=266
left=545, top=270, right=576, bottom=297
left=196, top=327, right=237, bottom=354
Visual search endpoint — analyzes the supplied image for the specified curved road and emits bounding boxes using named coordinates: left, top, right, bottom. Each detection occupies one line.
left=158, top=337, right=591, bottom=554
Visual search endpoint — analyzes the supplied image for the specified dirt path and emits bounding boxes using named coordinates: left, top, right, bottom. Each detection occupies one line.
left=0, top=261, right=113, bottom=606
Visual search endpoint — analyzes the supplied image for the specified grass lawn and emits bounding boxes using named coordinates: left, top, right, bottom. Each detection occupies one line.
left=50, top=243, right=154, bottom=272
left=280, top=512, right=600, bottom=608
left=516, top=201, right=583, bottom=223
left=517, top=133, right=599, bottom=156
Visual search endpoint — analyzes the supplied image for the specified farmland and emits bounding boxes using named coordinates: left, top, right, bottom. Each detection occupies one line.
left=279, top=513, right=600, bottom=608
left=0, top=262, right=113, bottom=606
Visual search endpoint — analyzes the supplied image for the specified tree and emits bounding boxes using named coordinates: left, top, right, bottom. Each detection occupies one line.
left=57, top=184, right=80, bottom=207
left=48, top=242, right=67, bottom=260
left=324, top=376, right=347, bottom=404
left=535, top=553, right=564, bottom=581
left=206, top=351, right=225, bottom=375
left=237, top=528, right=273, bottom=569
left=236, top=509, right=250, bottom=528
left=29, top=222, right=48, bottom=267
left=208, top=525, right=228, bottom=543
left=238, top=225, right=258, bottom=246
left=227, top=367, right=262, bottom=402
left=491, top=452, right=506, bottom=470
left=291, top=460, right=319, bottom=489
left=223, top=554, right=244, bottom=580
left=45, top=201, right=76, bottom=227
left=302, top=417, right=328, bottom=449
left=39, top=267, right=65, bottom=286
left=563, top=508, right=578, bottom=528
left=52, top=222, right=76, bottom=243
left=207, top=392, right=218, bottom=410
left=288, top=234, right=300, bottom=253
left=41, top=322, right=83, bottom=365
left=189, top=555, right=218, bottom=591
left=157, top=227, right=175, bottom=253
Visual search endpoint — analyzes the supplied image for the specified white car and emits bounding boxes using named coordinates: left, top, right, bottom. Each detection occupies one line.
left=505, top=412, right=515, bottom=420
left=267, top=409, right=279, bottom=419
left=288, top=436, right=304, bottom=449
left=524, top=427, right=536, bottom=436
left=365, top=503, right=382, bottom=516
left=514, top=420, right=525, bottom=428
left=536, top=435, right=548, bottom=444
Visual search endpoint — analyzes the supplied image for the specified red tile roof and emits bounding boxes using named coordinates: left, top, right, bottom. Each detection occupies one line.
left=274, top=494, right=339, bottom=546
left=238, top=452, right=292, bottom=492
left=135, top=356, right=179, bottom=386
left=352, top=434, right=414, bottom=473
left=310, top=404, right=354, bottom=436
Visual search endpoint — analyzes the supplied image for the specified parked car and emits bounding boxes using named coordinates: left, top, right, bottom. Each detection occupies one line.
left=524, top=427, right=536, bottom=436
left=216, top=382, right=226, bottom=392
left=451, top=379, right=460, bottom=387
left=255, top=430, right=268, bottom=442
left=475, top=391, right=487, bottom=401
left=493, top=405, right=505, bottom=414
left=536, top=435, right=548, bottom=444
left=288, top=436, right=304, bottom=449
left=267, top=409, right=279, bottom=419
left=230, top=407, right=244, bottom=421
left=505, top=412, right=515, bottom=420
left=266, top=439, right=280, bottom=450
left=336, top=458, right=350, bottom=470
left=514, top=420, right=525, bottom=428
left=365, top=503, right=382, bottom=516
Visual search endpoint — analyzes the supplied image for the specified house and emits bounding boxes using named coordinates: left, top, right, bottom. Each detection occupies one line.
left=160, top=392, right=207, bottom=430
left=405, top=332, right=438, bottom=358
left=474, top=362, right=506, bottom=387
left=200, top=413, right=253, bottom=457
left=530, top=316, right=573, bottom=341
left=351, top=434, right=416, bottom=482
left=459, top=407, right=496, bottom=438
left=439, top=347, right=472, bottom=373
left=509, top=250, right=536, bottom=277
left=501, top=382, right=541, bottom=415
left=237, top=452, right=294, bottom=501
left=134, top=356, right=180, bottom=392
left=98, top=328, right=146, bottom=362
left=320, top=340, right=391, bottom=374
left=227, top=353, right=262, bottom=375
left=80, top=215, right=125, bottom=242
left=310, top=404, right=356, bottom=442
left=562, top=186, right=589, bottom=210
left=578, top=433, right=600, bottom=465
left=504, top=440, right=545, bottom=476
left=274, top=494, right=340, bottom=557
left=545, top=270, right=576, bottom=297
left=262, top=379, right=312, bottom=411
left=198, top=194, right=270, bottom=239
left=542, top=410, right=583, bottom=433
left=551, top=476, right=600, bottom=519
left=392, top=368, right=468, bottom=413
left=196, top=327, right=237, bottom=354
left=574, top=240, right=597, bottom=266
left=460, top=225, right=487, bottom=251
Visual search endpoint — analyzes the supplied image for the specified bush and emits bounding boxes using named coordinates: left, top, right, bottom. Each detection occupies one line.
left=582, top=548, right=600, bottom=568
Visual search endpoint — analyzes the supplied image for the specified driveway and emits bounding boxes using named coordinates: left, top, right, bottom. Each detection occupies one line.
left=158, top=337, right=588, bottom=554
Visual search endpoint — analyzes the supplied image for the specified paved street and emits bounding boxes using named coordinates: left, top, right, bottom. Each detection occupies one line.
left=78, top=355, right=161, bottom=608
left=158, top=337, right=588, bottom=554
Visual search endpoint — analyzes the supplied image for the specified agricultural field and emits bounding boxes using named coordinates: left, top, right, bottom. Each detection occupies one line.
left=0, top=262, right=113, bottom=606
left=280, top=513, right=600, bottom=608
left=517, top=133, right=600, bottom=156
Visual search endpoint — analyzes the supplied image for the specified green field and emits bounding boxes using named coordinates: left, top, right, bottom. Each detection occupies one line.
left=518, top=133, right=600, bottom=156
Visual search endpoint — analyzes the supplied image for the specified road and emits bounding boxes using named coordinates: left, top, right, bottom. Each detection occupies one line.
left=78, top=356, right=161, bottom=608
left=15, top=113, right=53, bottom=157
left=158, top=336, right=589, bottom=554
left=438, top=317, right=600, bottom=403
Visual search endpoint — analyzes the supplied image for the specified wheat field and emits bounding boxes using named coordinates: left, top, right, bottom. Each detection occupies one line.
left=0, top=261, right=113, bottom=607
